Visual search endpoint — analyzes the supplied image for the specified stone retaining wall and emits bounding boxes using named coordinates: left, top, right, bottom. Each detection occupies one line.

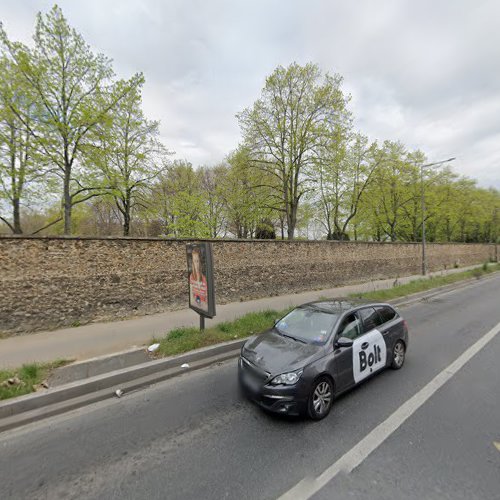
left=0, top=236, right=495, bottom=334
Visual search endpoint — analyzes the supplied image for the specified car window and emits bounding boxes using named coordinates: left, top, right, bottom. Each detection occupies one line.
left=275, top=307, right=339, bottom=345
left=358, top=307, right=384, bottom=332
left=375, top=306, right=398, bottom=324
left=336, top=313, right=362, bottom=340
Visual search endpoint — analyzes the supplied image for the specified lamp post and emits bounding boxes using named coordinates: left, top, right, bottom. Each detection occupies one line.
left=420, top=157, right=456, bottom=275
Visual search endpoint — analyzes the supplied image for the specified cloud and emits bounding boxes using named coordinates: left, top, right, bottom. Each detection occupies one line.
left=0, top=0, right=498, bottom=188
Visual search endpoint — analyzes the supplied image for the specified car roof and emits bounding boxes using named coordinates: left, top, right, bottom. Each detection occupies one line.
left=299, top=298, right=393, bottom=314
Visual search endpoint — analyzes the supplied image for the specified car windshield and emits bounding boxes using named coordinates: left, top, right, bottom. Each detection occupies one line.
left=275, top=306, right=339, bottom=345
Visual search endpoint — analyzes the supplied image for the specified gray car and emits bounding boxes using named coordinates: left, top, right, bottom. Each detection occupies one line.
left=238, top=299, right=409, bottom=420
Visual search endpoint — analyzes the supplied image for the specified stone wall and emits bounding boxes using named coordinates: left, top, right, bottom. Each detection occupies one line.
left=0, top=236, right=495, bottom=334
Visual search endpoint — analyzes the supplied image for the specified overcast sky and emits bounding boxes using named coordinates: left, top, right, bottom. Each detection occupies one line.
left=1, top=0, right=499, bottom=188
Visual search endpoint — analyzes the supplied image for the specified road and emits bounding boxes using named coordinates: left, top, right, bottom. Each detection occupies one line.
left=1, top=274, right=499, bottom=500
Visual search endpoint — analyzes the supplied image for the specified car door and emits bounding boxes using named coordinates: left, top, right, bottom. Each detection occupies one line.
left=332, top=312, right=363, bottom=393
left=353, top=307, right=387, bottom=384
left=374, top=305, right=400, bottom=364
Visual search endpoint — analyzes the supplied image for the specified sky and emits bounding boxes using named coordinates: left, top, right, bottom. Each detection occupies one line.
left=1, top=0, right=499, bottom=189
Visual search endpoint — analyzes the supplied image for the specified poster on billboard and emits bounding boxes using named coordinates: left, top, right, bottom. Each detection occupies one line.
left=186, top=242, right=216, bottom=319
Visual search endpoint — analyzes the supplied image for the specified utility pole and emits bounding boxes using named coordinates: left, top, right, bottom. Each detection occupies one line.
left=421, top=164, right=426, bottom=275
left=493, top=206, right=498, bottom=263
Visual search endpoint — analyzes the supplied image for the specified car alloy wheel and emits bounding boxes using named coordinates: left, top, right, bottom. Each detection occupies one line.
left=308, top=377, right=333, bottom=420
left=391, top=340, right=406, bottom=370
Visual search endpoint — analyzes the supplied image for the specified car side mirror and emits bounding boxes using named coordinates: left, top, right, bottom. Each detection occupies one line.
left=335, top=336, right=353, bottom=348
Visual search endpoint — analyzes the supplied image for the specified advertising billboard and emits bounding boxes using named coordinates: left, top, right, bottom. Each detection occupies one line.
left=186, top=242, right=216, bottom=319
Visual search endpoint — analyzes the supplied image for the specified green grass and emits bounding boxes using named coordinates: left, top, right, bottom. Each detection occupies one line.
left=153, top=309, right=292, bottom=357
left=349, top=263, right=500, bottom=302
left=0, top=359, right=69, bottom=401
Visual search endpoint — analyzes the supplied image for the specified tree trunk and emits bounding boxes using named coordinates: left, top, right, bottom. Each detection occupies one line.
left=123, top=213, right=130, bottom=236
left=63, top=168, right=72, bottom=235
left=12, top=197, right=22, bottom=234
left=390, top=222, right=397, bottom=242
left=287, top=201, right=297, bottom=240
left=119, top=191, right=132, bottom=237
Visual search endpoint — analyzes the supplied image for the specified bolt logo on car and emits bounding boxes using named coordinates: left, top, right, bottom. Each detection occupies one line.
left=352, top=329, right=387, bottom=383
left=359, top=344, right=382, bottom=371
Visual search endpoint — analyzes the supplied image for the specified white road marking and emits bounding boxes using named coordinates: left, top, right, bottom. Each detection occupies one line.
left=278, top=319, right=500, bottom=500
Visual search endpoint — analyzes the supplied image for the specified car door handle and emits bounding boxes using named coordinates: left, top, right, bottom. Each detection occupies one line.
left=361, top=342, right=369, bottom=350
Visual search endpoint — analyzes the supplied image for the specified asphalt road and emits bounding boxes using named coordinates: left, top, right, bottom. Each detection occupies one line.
left=1, top=274, right=499, bottom=500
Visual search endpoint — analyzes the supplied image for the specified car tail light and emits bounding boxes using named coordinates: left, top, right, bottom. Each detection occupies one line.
left=403, top=320, right=409, bottom=332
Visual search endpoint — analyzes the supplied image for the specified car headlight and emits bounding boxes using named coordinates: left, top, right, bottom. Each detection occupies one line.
left=270, top=370, right=303, bottom=386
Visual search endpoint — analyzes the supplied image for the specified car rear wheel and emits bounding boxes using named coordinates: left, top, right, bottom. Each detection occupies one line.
left=391, top=340, right=406, bottom=369
left=308, top=377, right=333, bottom=420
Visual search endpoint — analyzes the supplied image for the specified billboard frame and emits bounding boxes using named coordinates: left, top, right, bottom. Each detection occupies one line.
left=186, top=242, right=216, bottom=325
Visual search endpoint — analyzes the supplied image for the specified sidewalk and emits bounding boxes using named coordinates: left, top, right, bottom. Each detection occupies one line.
left=0, top=265, right=479, bottom=368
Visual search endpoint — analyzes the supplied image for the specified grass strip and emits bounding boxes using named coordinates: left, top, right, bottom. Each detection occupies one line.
left=153, top=309, right=293, bottom=358
left=0, top=360, right=69, bottom=401
left=349, top=262, right=500, bottom=302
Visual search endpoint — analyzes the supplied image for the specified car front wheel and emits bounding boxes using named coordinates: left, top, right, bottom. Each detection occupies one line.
left=308, top=377, right=333, bottom=420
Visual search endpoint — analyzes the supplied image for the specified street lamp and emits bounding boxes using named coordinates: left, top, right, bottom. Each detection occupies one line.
left=420, top=157, right=456, bottom=275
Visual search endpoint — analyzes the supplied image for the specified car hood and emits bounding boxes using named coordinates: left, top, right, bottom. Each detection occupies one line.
left=242, top=329, right=325, bottom=375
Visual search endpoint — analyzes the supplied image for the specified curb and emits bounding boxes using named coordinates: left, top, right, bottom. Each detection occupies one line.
left=0, top=339, right=244, bottom=433
left=47, top=347, right=151, bottom=386
left=0, top=271, right=497, bottom=433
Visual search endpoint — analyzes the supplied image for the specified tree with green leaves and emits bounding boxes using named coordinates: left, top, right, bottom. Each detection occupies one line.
left=224, top=147, right=278, bottom=238
left=237, top=62, right=350, bottom=239
left=88, top=82, right=169, bottom=236
left=149, top=160, right=208, bottom=237
left=485, top=189, right=500, bottom=244
left=198, top=164, right=229, bottom=238
left=0, top=5, right=143, bottom=234
left=316, top=133, right=382, bottom=240
left=0, top=54, right=38, bottom=233
left=361, top=141, right=422, bottom=241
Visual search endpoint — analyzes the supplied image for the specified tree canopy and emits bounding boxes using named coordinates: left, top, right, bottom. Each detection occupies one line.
left=0, top=6, right=498, bottom=243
